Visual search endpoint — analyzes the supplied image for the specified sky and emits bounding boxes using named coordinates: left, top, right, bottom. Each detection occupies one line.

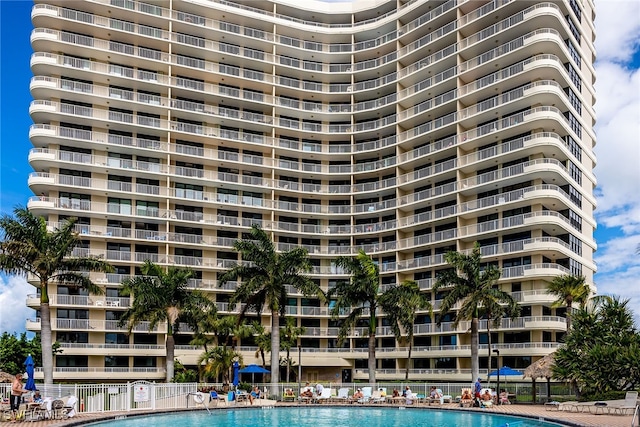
left=0, top=0, right=639, bottom=334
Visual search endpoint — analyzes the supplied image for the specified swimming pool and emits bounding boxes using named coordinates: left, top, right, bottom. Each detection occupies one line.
left=86, top=406, right=565, bottom=427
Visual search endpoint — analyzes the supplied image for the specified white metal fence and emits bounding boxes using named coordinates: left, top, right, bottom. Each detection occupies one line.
left=0, top=381, right=571, bottom=415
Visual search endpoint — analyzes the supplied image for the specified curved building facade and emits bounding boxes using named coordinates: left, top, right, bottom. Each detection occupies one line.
left=27, top=0, right=596, bottom=382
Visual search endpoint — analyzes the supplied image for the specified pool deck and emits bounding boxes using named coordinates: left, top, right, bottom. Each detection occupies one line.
left=8, top=401, right=636, bottom=427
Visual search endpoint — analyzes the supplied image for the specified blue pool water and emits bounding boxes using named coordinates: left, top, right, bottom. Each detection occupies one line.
left=86, top=406, right=565, bottom=427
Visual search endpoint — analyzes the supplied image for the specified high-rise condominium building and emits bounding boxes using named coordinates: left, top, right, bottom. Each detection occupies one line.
left=27, top=0, right=596, bottom=383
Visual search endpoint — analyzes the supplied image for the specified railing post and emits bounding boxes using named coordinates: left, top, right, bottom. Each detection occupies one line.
left=126, top=382, right=131, bottom=412
left=151, top=382, right=156, bottom=411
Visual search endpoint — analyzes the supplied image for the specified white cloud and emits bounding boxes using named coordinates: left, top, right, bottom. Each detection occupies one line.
left=594, top=234, right=640, bottom=273
left=593, top=0, right=640, bottom=63
left=592, top=63, right=640, bottom=224
left=0, top=275, right=35, bottom=334
left=594, top=265, right=640, bottom=326
left=592, top=0, right=640, bottom=322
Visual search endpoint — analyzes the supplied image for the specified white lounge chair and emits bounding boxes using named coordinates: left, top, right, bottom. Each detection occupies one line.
left=332, top=388, right=350, bottom=403
left=358, top=387, right=372, bottom=404
left=609, top=391, right=639, bottom=415
left=64, top=396, right=77, bottom=418
left=317, top=388, right=333, bottom=403
left=369, top=390, right=385, bottom=404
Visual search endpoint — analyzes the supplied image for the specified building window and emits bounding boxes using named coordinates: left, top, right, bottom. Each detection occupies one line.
left=569, top=0, right=582, bottom=22
left=569, top=234, right=582, bottom=255
left=566, top=63, right=582, bottom=92
left=105, top=356, right=129, bottom=368
left=434, top=357, right=456, bottom=369
left=566, top=184, right=583, bottom=208
left=565, top=111, right=582, bottom=138
left=56, top=332, right=88, bottom=343
left=56, top=356, right=88, bottom=367
left=568, top=160, right=582, bottom=185
left=568, top=209, right=583, bottom=232
left=566, top=135, right=583, bottom=162
left=569, top=259, right=583, bottom=276
left=566, top=17, right=581, bottom=43
left=133, top=357, right=157, bottom=368
left=566, top=39, right=581, bottom=68
left=567, top=88, right=582, bottom=115
left=107, top=197, right=132, bottom=215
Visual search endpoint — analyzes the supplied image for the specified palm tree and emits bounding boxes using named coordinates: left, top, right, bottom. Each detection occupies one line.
left=119, top=260, right=212, bottom=382
left=481, top=298, right=519, bottom=377
left=432, top=243, right=507, bottom=383
left=280, top=317, right=305, bottom=383
left=547, top=274, right=589, bottom=331
left=379, top=280, right=431, bottom=380
left=198, top=346, right=243, bottom=384
left=0, top=207, right=113, bottom=385
left=251, top=321, right=271, bottom=368
left=219, top=224, right=325, bottom=396
left=328, top=250, right=381, bottom=385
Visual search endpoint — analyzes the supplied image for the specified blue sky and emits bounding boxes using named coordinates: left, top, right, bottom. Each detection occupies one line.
left=1, top=0, right=639, bottom=333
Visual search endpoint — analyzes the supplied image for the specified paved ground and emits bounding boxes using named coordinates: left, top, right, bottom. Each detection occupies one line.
left=5, top=401, right=636, bottom=427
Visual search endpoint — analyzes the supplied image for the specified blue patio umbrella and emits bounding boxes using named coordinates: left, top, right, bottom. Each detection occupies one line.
left=488, top=366, right=523, bottom=377
left=239, top=364, right=270, bottom=385
left=232, top=361, right=240, bottom=387
left=24, top=354, right=37, bottom=391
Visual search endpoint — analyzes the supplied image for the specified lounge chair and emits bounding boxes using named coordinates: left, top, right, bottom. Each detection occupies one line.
left=427, top=389, right=444, bottom=405
left=479, top=388, right=494, bottom=408
left=459, top=389, right=473, bottom=407
left=332, top=388, right=350, bottom=404
left=358, top=387, right=372, bottom=404
left=317, top=388, right=333, bottom=404
left=557, top=401, right=579, bottom=411
left=51, top=399, right=66, bottom=420
left=63, top=396, right=77, bottom=418
left=609, top=391, right=639, bottom=415
left=414, top=393, right=428, bottom=405
left=566, top=401, right=597, bottom=413
left=298, top=386, right=314, bottom=404
left=25, top=402, right=49, bottom=422
left=282, top=388, right=296, bottom=402
left=209, top=390, right=228, bottom=407
left=369, top=390, right=386, bottom=404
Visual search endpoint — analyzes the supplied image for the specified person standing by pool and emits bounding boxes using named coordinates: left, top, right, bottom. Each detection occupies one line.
left=474, top=377, right=482, bottom=398
left=10, top=373, right=27, bottom=422
left=474, top=377, right=483, bottom=407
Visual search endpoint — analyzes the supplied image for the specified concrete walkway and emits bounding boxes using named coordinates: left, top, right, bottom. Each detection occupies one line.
left=7, top=401, right=636, bottom=427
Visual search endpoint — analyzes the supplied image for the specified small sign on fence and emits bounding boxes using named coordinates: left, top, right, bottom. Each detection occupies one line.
left=108, top=387, right=119, bottom=395
left=134, top=385, right=150, bottom=402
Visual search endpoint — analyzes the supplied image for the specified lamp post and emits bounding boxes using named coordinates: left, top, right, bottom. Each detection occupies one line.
left=297, top=344, right=302, bottom=395
left=492, top=348, right=500, bottom=405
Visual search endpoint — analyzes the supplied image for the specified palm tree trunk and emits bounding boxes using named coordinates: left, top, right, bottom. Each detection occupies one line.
left=405, top=337, right=412, bottom=380
left=470, top=316, right=480, bottom=383
left=260, top=349, right=266, bottom=368
left=166, top=334, right=175, bottom=382
left=270, top=311, right=280, bottom=397
left=566, top=296, right=573, bottom=331
left=368, top=332, right=376, bottom=385
left=40, top=298, right=54, bottom=385
left=487, top=320, right=493, bottom=380
left=286, top=348, right=291, bottom=383
left=531, top=378, right=537, bottom=403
